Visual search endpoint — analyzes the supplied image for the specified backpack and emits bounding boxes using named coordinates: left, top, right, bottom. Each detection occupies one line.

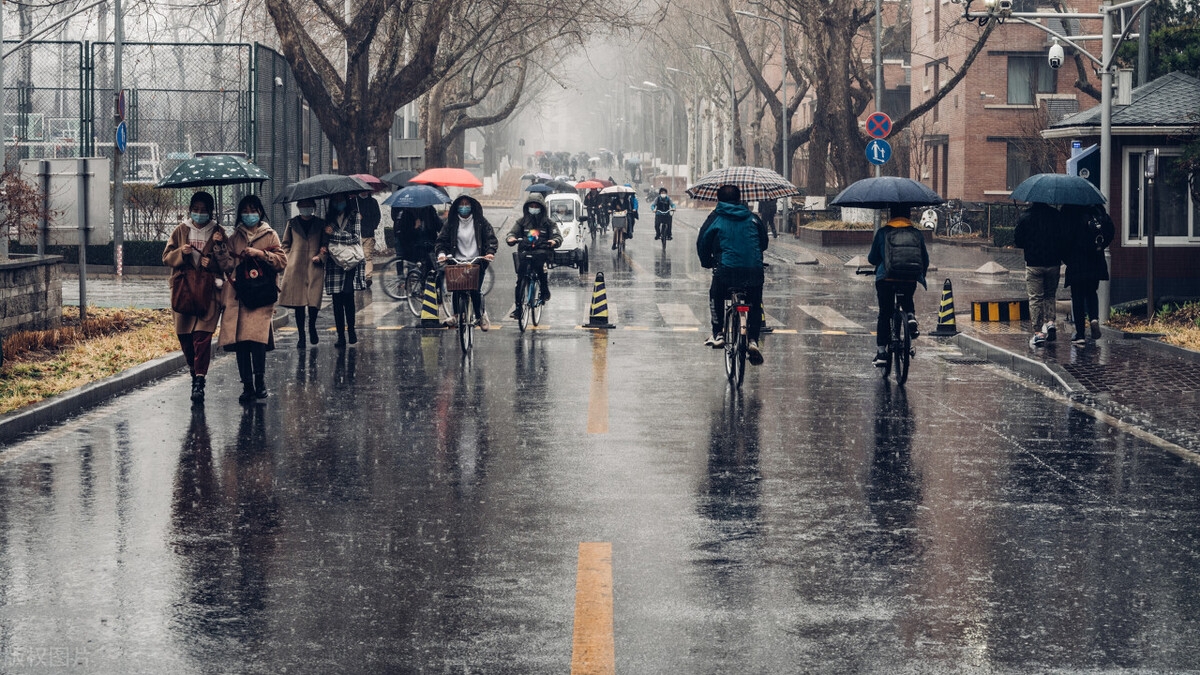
left=882, top=227, right=924, bottom=282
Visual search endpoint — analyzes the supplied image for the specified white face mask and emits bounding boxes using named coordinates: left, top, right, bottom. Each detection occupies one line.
left=298, top=207, right=315, bottom=218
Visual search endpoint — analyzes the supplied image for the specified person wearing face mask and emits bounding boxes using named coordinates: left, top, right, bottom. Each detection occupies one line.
left=435, top=195, right=498, bottom=330
left=505, top=192, right=562, bottom=318
left=163, top=191, right=227, bottom=404
left=279, top=198, right=328, bottom=349
left=323, top=192, right=366, bottom=346
left=216, top=194, right=287, bottom=403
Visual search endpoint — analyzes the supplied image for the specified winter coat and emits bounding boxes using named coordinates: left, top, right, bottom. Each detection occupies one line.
left=393, top=205, right=442, bottom=261
left=162, top=222, right=227, bottom=335
left=507, top=193, right=562, bottom=249
left=867, top=217, right=930, bottom=289
left=435, top=196, right=498, bottom=259
left=278, top=215, right=328, bottom=309
left=1013, top=202, right=1063, bottom=267
left=1061, top=204, right=1114, bottom=287
left=216, top=222, right=287, bottom=350
left=323, top=212, right=367, bottom=294
left=357, top=195, right=382, bottom=238
left=697, top=201, right=767, bottom=271
left=758, top=199, right=778, bottom=223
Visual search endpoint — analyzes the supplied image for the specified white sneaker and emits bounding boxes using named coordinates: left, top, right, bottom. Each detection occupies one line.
left=1090, top=319, right=1102, bottom=339
left=1044, top=322, right=1057, bottom=341
left=704, top=335, right=725, bottom=348
left=478, top=313, right=490, bottom=331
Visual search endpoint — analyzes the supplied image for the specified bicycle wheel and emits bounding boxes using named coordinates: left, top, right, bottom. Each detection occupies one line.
left=404, top=268, right=426, bottom=317
left=897, top=311, right=911, bottom=385
left=530, top=278, right=543, bottom=326
left=723, top=308, right=740, bottom=385
left=950, top=221, right=972, bottom=236
left=890, top=311, right=906, bottom=384
left=380, top=259, right=405, bottom=300
left=455, top=293, right=472, bottom=354
left=516, top=278, right=530, bottom=333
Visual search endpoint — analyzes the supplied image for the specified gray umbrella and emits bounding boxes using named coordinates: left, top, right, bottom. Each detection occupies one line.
left=830, top=176, right=945, bottom=209
left=1010, top=173, right=1106, bottom=206
left=380, top=169, right=417, bottom=187
left=273, top=174, right=372, bottom=204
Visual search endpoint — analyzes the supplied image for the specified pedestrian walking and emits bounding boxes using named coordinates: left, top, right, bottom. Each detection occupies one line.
left=357, top=190, right=382, bottom=287
left=758, top=198, right=778, bottom=238
left=436, top=195, right=498, bottom=330
left=1014, top=202, right=1064, bottom=346
left=162, top=191, right=227, bottom=404
left=217, top=194, right=287, bottom=403
left=279, top=198, right=328, bottom=349
left=1062, top=204, right=1115, bottom=344
left=324, top=192, right=367, bottom=347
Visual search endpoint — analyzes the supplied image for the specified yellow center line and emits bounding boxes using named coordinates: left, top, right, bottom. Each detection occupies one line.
left=587, top=333, right=609, bottom=434
left=375, top=325, right=404, bottom=331
left=571, top=542, right=615, bottom=675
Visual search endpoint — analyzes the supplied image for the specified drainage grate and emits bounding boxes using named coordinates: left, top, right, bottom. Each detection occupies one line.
left=941, top=355, right=990, bottom=365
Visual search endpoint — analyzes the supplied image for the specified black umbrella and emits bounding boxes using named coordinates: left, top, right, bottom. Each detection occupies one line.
left=273, top=174, right=372, bottom=204
left=829, top=177, right=945, bottom=209
left=546, top=180, right=576, bottom=193
left=1010, top=173, right=1105, bottom=206
left=380, top=169, right=417, bottom=187
left=154, top=154, right=269, bottom=189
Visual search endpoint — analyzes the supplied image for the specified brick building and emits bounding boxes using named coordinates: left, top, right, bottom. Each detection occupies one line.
left=908, top=0, right=1101, bottom=201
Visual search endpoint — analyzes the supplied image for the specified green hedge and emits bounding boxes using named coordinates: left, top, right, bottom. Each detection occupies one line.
left=992, top=226, right=1015, bottom=248
left=7, top=240, right=168, bottom=267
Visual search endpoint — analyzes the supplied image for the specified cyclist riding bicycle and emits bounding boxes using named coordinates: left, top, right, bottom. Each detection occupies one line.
left=867, top=205, right=930, bottom=367
left=506, top=193, right=562, bottom=318
left=584, top=188, right=601, bottom=232
left=652, top=187, right=676, bottom=241
left=697, top=184, right=768, bottom=365
left=436, top=195, right=498, bottom=331
left=393, top=203, right=442, bottom=275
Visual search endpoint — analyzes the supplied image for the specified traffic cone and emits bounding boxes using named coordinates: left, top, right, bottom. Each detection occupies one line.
left=933, top=278, right=959, bottom=336
left=581, top=272, right=616, bottom=329
left=420, top=272, right=442, bottom=329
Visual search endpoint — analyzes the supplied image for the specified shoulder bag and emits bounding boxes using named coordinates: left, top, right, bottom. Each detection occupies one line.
left=233, top=255, right=279, bottom=309
left=170, top=236, right=216, bottom=316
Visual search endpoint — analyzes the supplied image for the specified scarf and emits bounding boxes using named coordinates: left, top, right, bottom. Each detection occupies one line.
left=186, top=221, right=217, bottom=266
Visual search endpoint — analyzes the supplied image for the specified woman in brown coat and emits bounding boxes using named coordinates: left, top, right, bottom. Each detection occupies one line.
left=162, top=191, right=227, bottom=404
left=217, top=194, right=287, bottom=403
left=279, top=197, right=328, bottom=348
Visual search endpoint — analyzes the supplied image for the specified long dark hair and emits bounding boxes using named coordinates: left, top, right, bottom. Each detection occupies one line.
left=237, top=194, right=267, bottom=219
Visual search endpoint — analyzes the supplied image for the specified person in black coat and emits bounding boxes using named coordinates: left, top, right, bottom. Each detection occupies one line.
left=435, top=195, right=498, bottom=330
left=393, top=204, right=442, bottom=274
left=1060, top=204, right=1114, bottom=344
left=1014, top=202, right=1064, bottom=345
left=356, top=192, right=382, bottom=286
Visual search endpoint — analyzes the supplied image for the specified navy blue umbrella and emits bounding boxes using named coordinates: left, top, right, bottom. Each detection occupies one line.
left=1010, top=173, right=1105, bottom=206
left=830, top=177, right=945, bottom=209
left=525, top=184, right=554, bottom=194
left=383, top=184, right=451, bottom=208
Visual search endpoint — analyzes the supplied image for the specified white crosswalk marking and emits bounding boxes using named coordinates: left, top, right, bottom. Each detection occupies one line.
left=657, top=303, right=700, bottom=326
left=797, top=305, right=863, bottom=330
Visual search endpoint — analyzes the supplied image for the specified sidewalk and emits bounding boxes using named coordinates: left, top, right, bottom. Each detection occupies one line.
left=772, top=233, right=1200, bottom=455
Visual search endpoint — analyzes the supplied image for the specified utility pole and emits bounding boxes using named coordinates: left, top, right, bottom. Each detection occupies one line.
left=112, top=0, right=125, bottom=277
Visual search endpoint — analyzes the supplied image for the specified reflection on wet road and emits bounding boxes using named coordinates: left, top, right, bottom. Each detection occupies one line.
left=2, top=208, right=1200, bottom=672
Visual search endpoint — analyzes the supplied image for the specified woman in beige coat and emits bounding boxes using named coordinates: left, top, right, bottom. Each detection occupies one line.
left=279, top=197, right=328, bottom=348
left=162, top=191, right=227, bottom=404
left=217, top=194, right=287, bottom=403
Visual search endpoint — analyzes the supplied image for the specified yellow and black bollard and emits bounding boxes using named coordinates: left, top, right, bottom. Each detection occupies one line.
left=932, top=278, right=959, bottom=336
left=420, top=273, right=442, bottom=329
left=581, top=272, right=616, bottom=329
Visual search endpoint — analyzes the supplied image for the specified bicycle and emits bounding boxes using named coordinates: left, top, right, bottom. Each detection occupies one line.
left=722, top=287, right=753, bottom=388
left=611, top=212, right=629, bottom=253
left=442, top=256, right=488, bottom=354
left=654, top=209, right=674, bottom=250
left=379, top=253, right=493, bottom=317
left=922, top=202, right=972, bottom=237
left=513, top=247, right=553, bottom=333
left=857, top=268, right=913, bottom=385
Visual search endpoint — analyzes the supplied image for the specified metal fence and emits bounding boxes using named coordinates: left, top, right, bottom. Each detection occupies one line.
left=2, top=40, right=337, bottom=236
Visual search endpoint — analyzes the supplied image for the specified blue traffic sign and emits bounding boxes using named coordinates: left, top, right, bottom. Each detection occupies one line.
left=115, top=121, right=128, bottom=154
left=866, top=138, right=891, bottom=165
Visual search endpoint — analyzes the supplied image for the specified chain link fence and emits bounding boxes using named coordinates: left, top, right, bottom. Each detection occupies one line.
left=2, top=40, right=337, bottom=247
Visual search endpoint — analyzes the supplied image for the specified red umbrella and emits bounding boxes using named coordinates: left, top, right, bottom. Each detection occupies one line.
left=350, top=173, right=387, bottom=191
left=409, top=167, right=484, bottom=189
left=575, top=180, right=604, bottom=190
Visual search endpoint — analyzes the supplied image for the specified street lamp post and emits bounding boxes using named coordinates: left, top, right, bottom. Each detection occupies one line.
left=734, top=10, right=788, bottom=183
left=695, top=45, right=736, bottom=167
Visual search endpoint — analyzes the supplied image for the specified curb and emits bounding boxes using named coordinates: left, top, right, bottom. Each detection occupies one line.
left=1141, top=336, right=1200, bottom=365
left=953, top=333, right=1083, bottom=396
left=0, top=309, right=293, bottom=447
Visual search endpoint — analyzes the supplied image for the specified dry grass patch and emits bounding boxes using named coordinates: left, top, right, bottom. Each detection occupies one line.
left=1108, top=301, right=1200, bottom=352
left=1, top=307, right=177, bottom=415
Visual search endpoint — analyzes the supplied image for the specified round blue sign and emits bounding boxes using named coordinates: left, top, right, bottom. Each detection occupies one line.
left=865, top=139, right=891, bottom=165
left=115, top=121, right=128, bottom=154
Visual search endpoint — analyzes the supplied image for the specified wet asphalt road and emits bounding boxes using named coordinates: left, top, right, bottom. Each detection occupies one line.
left=3, top=208, right=1200, bottom=673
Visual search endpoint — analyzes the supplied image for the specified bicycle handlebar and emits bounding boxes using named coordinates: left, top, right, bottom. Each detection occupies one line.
left=442, top=256, right=489, bottom=265
left=855, top=268, right=877, bottom=275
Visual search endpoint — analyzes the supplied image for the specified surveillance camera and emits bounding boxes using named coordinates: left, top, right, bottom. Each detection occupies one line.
left=1048, top=40, right=1064, bottom=69
left=984, top=0, right=1013, bottom=14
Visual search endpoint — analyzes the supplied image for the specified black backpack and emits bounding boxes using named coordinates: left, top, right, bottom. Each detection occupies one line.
left=883, top=227, right=924, bottom=282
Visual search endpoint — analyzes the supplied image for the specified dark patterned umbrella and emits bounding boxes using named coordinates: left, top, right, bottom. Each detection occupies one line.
left=154, top=154, right=269, bottom=189
left=686, top=166, right=800, bottom=202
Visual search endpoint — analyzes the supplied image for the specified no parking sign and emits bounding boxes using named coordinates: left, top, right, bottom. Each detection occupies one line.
left=865, top=112, right=892, bottom=139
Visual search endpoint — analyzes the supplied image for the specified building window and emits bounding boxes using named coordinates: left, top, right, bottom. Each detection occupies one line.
left=1006, top=141, right=1048, bottom=191
left=1007, top=56, right=1056, bottom=105
left=1125, top=148, right=1200, bottom=244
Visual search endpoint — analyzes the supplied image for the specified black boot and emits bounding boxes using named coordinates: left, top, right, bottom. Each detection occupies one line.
left=254, top=373, right=268, bottom=400
left=191, top=376, right=205, bottom=404
left=309, top=311, right=320, bottom=344
left=297, top=330, right=306, bottom=349
left=348, top=325, right=357, bottom=345
left=239, top=380, right=256, bottom=403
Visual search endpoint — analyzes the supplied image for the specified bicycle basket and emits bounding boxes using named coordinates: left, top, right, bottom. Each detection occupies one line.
left=445, top=264, right=481, bottom=291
